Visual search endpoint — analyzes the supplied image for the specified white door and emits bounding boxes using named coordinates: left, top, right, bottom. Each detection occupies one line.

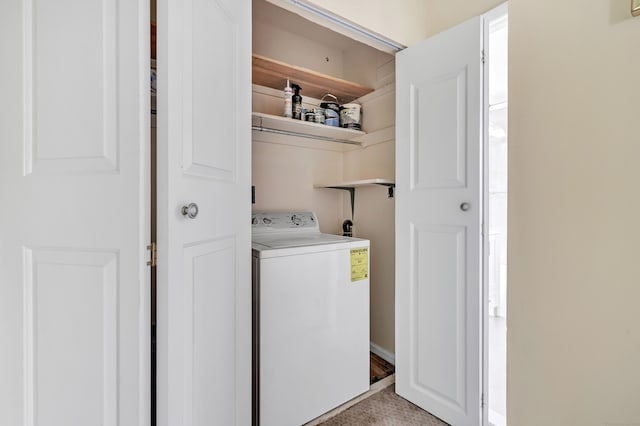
left=155, top=0, right=252, bottom=424
left=0, top=1, right=150, bottom=425
left=396, top=16, right=483, bottom=426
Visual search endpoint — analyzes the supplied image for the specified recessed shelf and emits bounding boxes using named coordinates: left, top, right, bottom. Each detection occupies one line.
left=252, top=54, right=374, bottom=104
left=351, top=126, right=395, bottom=148
left=252, top=112, right=365, bottom=151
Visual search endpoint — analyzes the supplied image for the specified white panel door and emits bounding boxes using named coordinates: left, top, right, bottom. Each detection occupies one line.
left=155, top=0, right=252, bottom=425
left=0, top=1, right=150, bottom=425
left=396, top=17, right=483, bottom=426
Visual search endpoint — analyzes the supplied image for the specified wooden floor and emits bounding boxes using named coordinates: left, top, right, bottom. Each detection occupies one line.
left=370, top=352, right=394, bottom=385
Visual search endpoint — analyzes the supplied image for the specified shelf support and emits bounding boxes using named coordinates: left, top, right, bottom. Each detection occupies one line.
left=318, top=180, right=395, bottom=218
left=374, top=182, right=395, bottom=198
left=326, top=186, right=356, bottom=219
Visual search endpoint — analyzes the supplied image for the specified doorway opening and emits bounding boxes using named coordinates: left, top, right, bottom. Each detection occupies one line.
left=485, top=5, right=508, bottom=426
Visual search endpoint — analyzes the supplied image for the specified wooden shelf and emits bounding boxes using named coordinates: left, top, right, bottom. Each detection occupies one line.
left=252, top=54, right=374, bottom=104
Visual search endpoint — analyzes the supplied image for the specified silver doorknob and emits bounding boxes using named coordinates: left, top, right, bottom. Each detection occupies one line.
left=181, top=203, right=199, bottom=219
left=460, top=202, right=471, bottom=212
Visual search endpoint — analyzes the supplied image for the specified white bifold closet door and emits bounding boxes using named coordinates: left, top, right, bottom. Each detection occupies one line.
left=155, top=0, right=252, bottom=425
left=0, top=0, right=150, bottom=425
left=396, top=16, right=484, bottom=426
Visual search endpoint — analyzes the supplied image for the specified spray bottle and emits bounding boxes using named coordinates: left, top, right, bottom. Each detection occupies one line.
left=283, top=79, right=293, bottom=118
left=291, top=84, right=302, bottom=120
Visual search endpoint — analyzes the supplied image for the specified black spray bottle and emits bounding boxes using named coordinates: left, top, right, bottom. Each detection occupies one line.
left=291, top=84, right=302, bottom=120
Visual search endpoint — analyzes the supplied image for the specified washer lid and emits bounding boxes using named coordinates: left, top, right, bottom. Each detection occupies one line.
left=252, top=232, right=352, bottom=249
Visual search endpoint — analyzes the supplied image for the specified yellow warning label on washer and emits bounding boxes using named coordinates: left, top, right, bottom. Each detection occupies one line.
left=350, top=248, right=369, bottom=282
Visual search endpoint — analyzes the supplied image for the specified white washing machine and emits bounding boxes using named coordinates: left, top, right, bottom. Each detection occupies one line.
left=252, top=212, right=370, bottom=426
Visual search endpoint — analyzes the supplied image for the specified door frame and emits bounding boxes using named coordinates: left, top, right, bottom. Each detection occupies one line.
left=482, top=3, right=508, bottom=426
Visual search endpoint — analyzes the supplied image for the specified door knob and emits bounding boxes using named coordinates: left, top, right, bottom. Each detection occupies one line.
left=460, top=202, right=471, bottom=212
left=181, top=203, right=199, bottom=219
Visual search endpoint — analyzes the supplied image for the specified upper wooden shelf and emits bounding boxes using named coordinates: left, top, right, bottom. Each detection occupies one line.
left=252, top=54, right=374, bottom=104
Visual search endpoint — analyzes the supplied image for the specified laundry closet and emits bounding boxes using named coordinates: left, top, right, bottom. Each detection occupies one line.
left=251, top=0, right=397, bottom=369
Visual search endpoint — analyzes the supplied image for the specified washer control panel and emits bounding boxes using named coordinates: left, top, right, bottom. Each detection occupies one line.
left=252, top=212, right=320, bottom=233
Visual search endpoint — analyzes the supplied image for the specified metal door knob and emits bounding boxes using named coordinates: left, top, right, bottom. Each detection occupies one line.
left=460, top=202, right=471, bottom=212
left=181, top=203, right=199, bottom=219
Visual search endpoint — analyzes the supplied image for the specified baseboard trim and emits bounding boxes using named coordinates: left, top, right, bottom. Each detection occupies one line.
left=370, top=342, right=395, bottom=365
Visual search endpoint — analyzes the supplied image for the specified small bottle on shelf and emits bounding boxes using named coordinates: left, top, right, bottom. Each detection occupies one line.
left=292, top=84, right=302, bottom=120
left=283, top=79, right=293, bottom=118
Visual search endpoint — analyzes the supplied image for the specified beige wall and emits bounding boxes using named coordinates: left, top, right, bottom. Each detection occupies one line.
left=253, top=19, right=346, bottom=79
left=307, top=0, right=429, bottom=47
left=343, top=84, right=396, bottom=354
left=423, top=0, right=504, bottom=38
left=308, top=0, right=503, bottom=44
left=252, top=140, right=345, bottom=234
left=508, top=1, right=640, bottom=424
left=347, top=185, right=395, bottom=353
